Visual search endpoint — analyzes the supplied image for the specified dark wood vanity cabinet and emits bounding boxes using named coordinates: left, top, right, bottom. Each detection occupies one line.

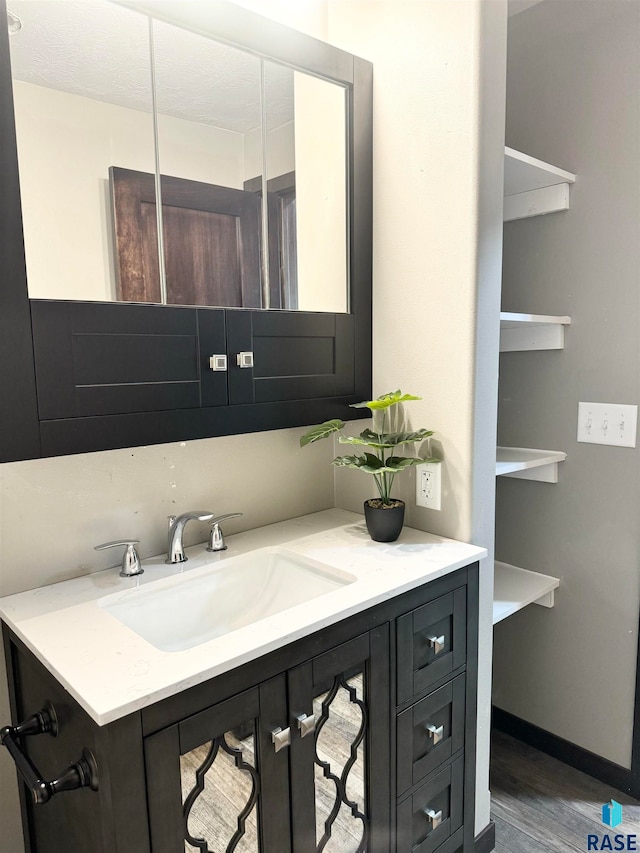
left=145, top=630, right=390, bottom=853
left=27, top=300, right=363, bottom=457
left=3, top=564, right=478, bottom=853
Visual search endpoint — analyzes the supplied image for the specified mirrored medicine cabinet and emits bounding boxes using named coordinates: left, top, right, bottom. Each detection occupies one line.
left=0, top=0, right=372, bottom=462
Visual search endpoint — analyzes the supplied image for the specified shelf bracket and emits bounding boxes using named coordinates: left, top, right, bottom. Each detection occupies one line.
left=500, top=323, right=565, bottom=352
left=533, top=589, right=556, bottom=609
left=504, top=183, right=571, bottom=222
left=499, top=463, right=560, bottom=483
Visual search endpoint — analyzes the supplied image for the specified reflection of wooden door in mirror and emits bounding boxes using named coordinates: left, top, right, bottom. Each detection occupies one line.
left=110, top=167, right=262, bottom=308
left=244, top=172, right=297, bottom=310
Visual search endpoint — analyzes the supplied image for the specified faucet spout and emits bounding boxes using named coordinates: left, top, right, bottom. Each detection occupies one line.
left=166, top=510, right=214, bottom=565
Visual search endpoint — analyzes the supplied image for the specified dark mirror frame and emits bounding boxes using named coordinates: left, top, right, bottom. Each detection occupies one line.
left=0, top=0, right=372, bottom=462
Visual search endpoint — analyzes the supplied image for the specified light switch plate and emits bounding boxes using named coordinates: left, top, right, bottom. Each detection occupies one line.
left=577, top=402, right=638, bottom=447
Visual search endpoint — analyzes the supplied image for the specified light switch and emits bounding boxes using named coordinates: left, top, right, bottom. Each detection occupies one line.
left=577, top=402, right=638, bottom=448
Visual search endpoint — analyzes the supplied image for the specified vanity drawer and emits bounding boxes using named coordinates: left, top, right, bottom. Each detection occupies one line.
left=396, top=588, right=467, bottom=704
left=396, top=756, right=464, bottom=853
left=396, top=674, right=466, bottom=796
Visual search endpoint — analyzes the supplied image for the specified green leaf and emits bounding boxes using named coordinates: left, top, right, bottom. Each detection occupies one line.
left=383, top=456, right=428, bottom=472
left=299, top=419, right=344, bottom=447
left=338, top=428, right=434, bottom=449
left=349, top=389, right=422, bottom=411
left=331, top=453, right=439, bottom=474
left=331, top=453, right=385, bottom=473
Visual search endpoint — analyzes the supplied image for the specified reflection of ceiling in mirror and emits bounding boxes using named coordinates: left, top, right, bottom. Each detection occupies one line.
left=8, top=0, right=294, bottom=133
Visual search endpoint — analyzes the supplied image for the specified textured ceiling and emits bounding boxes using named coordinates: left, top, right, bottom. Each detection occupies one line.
left=8, top=0, right=294, bottom=133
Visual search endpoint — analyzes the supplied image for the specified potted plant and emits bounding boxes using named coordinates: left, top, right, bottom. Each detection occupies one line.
left=300, top=390, right=439, bottom=542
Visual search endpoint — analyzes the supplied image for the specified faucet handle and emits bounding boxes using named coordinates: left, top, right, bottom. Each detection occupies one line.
left=206, top=513, right=243, bottom=552
left=94, top=540, right=143, bottom=578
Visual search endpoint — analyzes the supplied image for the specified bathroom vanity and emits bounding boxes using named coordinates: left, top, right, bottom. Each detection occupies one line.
left=1, top=511, right=485, bottom=852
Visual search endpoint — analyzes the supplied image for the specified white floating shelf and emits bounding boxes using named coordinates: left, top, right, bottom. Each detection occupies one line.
left=496, top=447, right=567, bottom=483
left=504, top=147, right=576, bottom=221
left=500, top=312, right=571, bottom=352
left=493, top=561, right=560, bottom=625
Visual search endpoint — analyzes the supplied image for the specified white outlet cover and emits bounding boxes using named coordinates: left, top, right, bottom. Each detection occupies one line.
left=416, top=461, right=442, bottom=510
left=577, top=402, right=638, bottom=448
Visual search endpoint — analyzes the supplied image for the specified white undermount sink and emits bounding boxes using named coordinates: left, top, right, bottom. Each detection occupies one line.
left=99, top=547, right=356, bottom=653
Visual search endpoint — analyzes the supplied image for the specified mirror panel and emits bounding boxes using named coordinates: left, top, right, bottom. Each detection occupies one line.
left=261, top=60, right=296, bottom=310
left=262, top=60, right=348, bottom=314
left=9, top=0, right=156, bottom=303
left=8, top=0, right=349, bottom=312
left=181, top=727, right=259, bottom=853
left=150, top=18, right=265, bottom=309
left=313, top=670, right=367, bottom=850
left=289, top=69, right=348, bottom=314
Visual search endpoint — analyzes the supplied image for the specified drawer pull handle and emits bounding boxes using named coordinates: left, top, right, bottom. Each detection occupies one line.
left=296, top=713, right=316, bottom=739
left=427, top=635, right=446, bottom=654
left=271, top=726, right=291, bottom=753
left=424, top=807, right=443, bottom=829
left=0, top=707, right=98, bottom=804
left=425, top=723, right=444, bottom=745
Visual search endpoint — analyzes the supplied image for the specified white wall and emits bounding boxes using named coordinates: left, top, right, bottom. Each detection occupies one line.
left=329, top=0, right=483, bottom=539
left=326, top=0, right=506, bottom=836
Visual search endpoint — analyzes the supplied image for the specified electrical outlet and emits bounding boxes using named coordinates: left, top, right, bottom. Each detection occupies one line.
left=577, top=402, right=638, bottom=447
left=416, top=462, right=441, bottom=510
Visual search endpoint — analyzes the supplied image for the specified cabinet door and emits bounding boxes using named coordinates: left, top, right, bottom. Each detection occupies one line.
left=30, top=300, right=228, bottom=419
left=145, top=677, right=290, bottom=853
left=288, top=627, right=390, bottom=853
left=226, top=310, right=355, bottom=405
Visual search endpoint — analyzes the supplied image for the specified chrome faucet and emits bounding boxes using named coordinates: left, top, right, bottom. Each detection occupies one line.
left=166, top=510, right=214, bottom=564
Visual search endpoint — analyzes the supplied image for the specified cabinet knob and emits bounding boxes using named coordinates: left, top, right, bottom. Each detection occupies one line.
left=271, top=726, right=291, bottom=753
left=424, top=723, right=444, bottom=745
left=296, top=713, right=316, bottom=739
left=209, top=354, right=227, bottom=372
left=423, top=807, right=443, bottom=829
left=427, top=634, right=445, bottom=655
left=236, top=351, right=254, bottom=368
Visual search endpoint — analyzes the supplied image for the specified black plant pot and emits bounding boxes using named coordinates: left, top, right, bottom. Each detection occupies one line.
left=363, top=499, right=405, bottom=542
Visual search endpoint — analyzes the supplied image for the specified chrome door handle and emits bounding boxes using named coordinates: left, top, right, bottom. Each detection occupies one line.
left=424, top=807, right=443, bottom=829
left=427, top=635, right=445, bottom=655
left=425, top=723, right=444, bottom=745
left=271, top=727, right=291, bottom=753
left=296, top=713, right=316, bottom=739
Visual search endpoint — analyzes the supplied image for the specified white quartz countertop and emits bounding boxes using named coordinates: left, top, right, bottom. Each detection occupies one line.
left=0, top=509, right=486, bottom=725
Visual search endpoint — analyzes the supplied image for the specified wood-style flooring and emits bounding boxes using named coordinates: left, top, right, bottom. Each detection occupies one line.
left=491, top=730, right=640, bottom=853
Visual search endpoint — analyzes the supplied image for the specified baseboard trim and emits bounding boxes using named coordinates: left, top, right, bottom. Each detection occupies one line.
left=474, top=820, right=495, bottom=853
left=492, top=706, right=638, bottom=798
